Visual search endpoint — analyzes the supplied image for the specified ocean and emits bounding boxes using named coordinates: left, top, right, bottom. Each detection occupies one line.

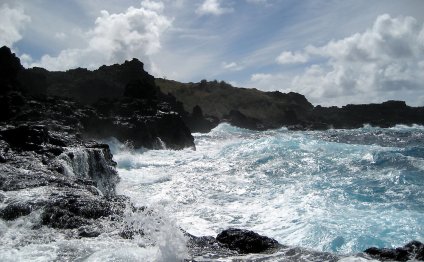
left=112, top=123, right=424, bottom=260
left=1, top=124, right=423, bottom=261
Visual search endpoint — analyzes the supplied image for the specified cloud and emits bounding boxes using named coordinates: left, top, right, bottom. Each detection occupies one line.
left=249, top=73, right=294, bottom=91
left=222, top=61, right=243, bottom=71
left=259, top=14, right=424, bottom=106
left=0, top=4, right=30, bottom=47
left=54, top=32, right=67, bottom=40
left=196, top=0, right=233, bottom=16
left=30, top=1, right=171, bottom=71
left=276, top=51, right=309, bottom=64
left=141, top=0, right=164, bottom=11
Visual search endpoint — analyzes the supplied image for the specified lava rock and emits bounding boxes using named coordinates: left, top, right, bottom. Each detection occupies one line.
left=364, top=241, right=424, bottom=261
left=0, top=125, right=50, bottom=151
left=184, top=105, right=220, bottom=133
left=224, top=110, right=265, bottom=131
left=41, top=193, right=116, bottom=229
left=216, top=228, right=281, bottom=254
left=0, top=202, right=33, bottom=220
left=0, top=45, right=24, bottom=95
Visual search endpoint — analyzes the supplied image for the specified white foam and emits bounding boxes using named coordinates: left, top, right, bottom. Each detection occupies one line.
left=112, top=124, right=424, bottom=255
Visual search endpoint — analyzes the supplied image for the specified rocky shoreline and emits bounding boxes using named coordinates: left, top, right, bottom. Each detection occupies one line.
left=1, top=45, right=424, bottom=261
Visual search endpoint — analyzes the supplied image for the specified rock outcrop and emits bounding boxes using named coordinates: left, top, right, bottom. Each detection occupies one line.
left=216, top=228, right=281, bottom=254
left=0, top=46, right=193, bottom=238
left=364, top=241, right=424, bottom=261
left=308, top=101, right=424, bottom=129
left=157, top=78, right=424, bottom=132
left=0, top=123, right=128, bottom=231
left=1, top=46, right=194, bottom=150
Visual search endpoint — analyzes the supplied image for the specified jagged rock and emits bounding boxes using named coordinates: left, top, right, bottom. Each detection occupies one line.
left=0, top=125, right=50, bottom=151
left=41, top=192, right=119, bottom=229
left=0, top=120, right=127, bottom=233
left=224, top=110, right=265, bottom=130
left=0, top=202, right=33, bottom=220
left=86, top=97, right=194, bottom=149
left=216, top=228, right=281, bottom=254
left=0, top=45, right=24, bottom=95
left=0, top=46, right=194, bottom=150
left=364, top=241, right=424, bottom=261
left=186, top=233, right=239, bottom=258
left=124, top=79, right=158, bottom=100
left=184, top=105, right=220, bottom=133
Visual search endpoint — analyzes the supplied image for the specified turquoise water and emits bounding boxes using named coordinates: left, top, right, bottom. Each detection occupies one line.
left=113, top=124, right=424, bottom=256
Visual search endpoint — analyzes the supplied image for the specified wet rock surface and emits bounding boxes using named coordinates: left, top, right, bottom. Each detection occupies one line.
left=216, top=228, right=281, bottom=254
left=0, top=123, right=128, bottom=227
left=364, top=241, right=424, bottom=261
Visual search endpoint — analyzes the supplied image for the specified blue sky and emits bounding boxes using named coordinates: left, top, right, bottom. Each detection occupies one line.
left=1, top=0, right=424, bottom=106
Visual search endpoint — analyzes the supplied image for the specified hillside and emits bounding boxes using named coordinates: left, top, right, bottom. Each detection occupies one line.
left=156, top=78, right=313, bottom=129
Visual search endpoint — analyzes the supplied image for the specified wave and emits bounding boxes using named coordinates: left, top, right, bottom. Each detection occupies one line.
left=108, top=125, right=424, bottom=258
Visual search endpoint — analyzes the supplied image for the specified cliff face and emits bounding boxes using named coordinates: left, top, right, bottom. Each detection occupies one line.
left=22, top=58, right=157, bottom=104
left=1, top=46, right=194, bottom=150
left=157, top=78, right=424, bottom=132
left=156, top=78, right=314, bottom=131
left=0, top=46, right=194, bottom=245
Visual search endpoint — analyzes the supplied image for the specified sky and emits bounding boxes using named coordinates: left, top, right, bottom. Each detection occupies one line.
left=1, top=0, right=424, bottom=106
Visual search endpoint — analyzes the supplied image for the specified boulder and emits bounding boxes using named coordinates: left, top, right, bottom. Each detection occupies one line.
left=216, top=228, right=281, bottom=254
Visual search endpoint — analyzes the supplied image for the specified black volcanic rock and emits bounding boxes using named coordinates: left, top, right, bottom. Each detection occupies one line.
left=0, top=46, right=24, bottom=95
left=27, top=57, right=158, bottom=104
left=224, top=109, right=265, bottom=130
left=311, top=101, right=424, bottom=129
left=364, top=241, right=424, bottom=261
left=0, top=46, right=194, bottom=150
left=86, top=97, right=194, bottom=149
left=0, top=46, right=195, bottom=240
left=124, top=79, right=158, bottom=99
left=184, top=105, right=220, bottom=133
left=0, top=122, right=128, bottom=227
left=216, top=228, right=281, bottom=254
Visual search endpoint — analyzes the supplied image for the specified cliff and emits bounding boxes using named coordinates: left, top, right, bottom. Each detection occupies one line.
left=1, top=46, right=194, bottom=150
left=157, top=78, right=424, bottom=132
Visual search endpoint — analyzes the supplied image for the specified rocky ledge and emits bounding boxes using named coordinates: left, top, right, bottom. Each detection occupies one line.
left=0, top=124, right=128, bottom=233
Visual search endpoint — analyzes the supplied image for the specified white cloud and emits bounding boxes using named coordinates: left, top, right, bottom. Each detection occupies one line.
left=249, top=73, right=294, bottom=91
left=0, top=4, right=30, bottom=47
left=276, top=51, right=309, bottom=64
left=257, top=14, right=424, bottom=106
left=30, top=1, right=171, bottom=71
left=141, top=0, right=164, bottom=11
left=196, top=0, right=233, bottom=16
left=54, top=32, right=67, bottom=40
left=222, top=61, right=243, bottom=71
left=250, top=73, right=273, bottom=82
